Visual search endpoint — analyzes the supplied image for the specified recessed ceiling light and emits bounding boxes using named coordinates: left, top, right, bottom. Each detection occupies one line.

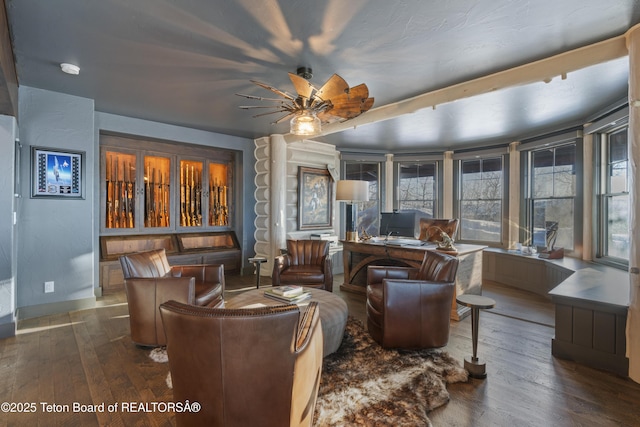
left=60, top=63, right=80, bottom=75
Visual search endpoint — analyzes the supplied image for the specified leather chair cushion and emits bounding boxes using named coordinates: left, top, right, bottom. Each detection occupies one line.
left=277, top=265, right=326, bottom=283
left=194, top=281, right=223, bottom=307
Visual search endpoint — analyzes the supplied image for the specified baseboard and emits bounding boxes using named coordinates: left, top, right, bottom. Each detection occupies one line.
left=0, top=321, right=16, bottom=338
left=17, top=296, right=96, bottom=320
left=552, top=338, right=629, bottom=377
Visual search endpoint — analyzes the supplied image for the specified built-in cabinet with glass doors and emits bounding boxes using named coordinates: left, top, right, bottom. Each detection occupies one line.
left=99, top=134, right=240, bottom=293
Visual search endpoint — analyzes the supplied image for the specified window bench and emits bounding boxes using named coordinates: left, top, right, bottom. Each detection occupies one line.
left=483, top=248, right=630, bottom=376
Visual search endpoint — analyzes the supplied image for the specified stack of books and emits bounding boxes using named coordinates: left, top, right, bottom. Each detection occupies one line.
left=264, top=286, right=311, bottom=304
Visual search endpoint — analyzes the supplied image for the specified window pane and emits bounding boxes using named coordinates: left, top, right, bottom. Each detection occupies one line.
left=609, top=161, right=628, bottom=193
left=606, top=195, right=629, bottom=259
left=532, top=199, right=574, bottom=250
left=609, top=129, right=628, bottom=163
left=459, top=157, right=503, bottom=243
left=345, top=163, right=379, bottom=236
left=553, top=165, right=575, bottom=197
left=398, top=162, right=436, bottom=215
left=460, top=201, right=501, bottom=241
left=532, top=150, right=554, bottom=198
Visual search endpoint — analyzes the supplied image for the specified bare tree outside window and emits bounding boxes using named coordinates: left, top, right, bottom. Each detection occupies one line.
left=398, top=162, right=436, bottom=216
left=602, top=128, right=629, bottom=260
left=459, top=157, right=502, bottom=242
left=529, top=144, right=576, bottom=251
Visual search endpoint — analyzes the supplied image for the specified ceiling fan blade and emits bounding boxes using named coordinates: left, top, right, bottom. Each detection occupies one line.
left=250, top=80, right=296, bottom=101
left=236, top=93, right=291, bottom=103
left=288, top=72, right=316, bottom=99
left=346, top=83, right=369, bottom=100
left=272, top=111, right=296, bottom=124
left=313, top=74, right=349, bottom=103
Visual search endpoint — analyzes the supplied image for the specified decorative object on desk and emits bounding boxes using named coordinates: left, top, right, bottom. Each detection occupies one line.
left=419, top=218, right=459, bottom=242
left=426, top=225, right=458, bottom=254
left=359, top=226, right=372, bottom=241
left=538, top=221, right=564, bottom=259
left=31, top=146, right=84, bottom=199
left=336, top=180, right=369, bottom=242
left=154, top=317, right=468, bottom=426
left=263, top=289, right=311, bottom=304
left=298, top=166, right=333, bottom=230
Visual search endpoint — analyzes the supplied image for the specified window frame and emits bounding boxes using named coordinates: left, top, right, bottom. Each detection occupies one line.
left=393, top=158, right=442, bottom=217
left=519, top=130, right=583, bottom=257
left=341, top=155, right=385, bottom=237
left=453, top=148, right=509, bottom=246
left=594, top=123, right=630, bottom=268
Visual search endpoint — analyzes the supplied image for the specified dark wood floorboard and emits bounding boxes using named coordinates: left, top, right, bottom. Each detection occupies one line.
left=0, top=273, right=638, bottom=426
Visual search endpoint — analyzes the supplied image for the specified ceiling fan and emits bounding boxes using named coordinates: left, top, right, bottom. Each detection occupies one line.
left=236, top=67, right=374, bottom=135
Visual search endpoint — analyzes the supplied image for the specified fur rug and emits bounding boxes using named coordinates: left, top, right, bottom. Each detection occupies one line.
left=149, top=317, right=468, bottom=426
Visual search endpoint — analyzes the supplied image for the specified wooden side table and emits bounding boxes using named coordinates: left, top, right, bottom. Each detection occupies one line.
left=248, top=257, right=267, bottom=289
left=456, top=294, right=496, bottom=379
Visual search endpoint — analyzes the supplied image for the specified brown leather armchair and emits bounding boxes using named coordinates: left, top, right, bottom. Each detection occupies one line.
left=366, top=250, right=459, bottom=349
left=119, top=248, right=225, bottom=346
left=159, top=300, right=323, bottom=427
left=272, top=239, right=333, bottom=292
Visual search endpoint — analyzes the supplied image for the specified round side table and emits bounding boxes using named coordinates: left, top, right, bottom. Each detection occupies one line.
left=456, top=294, right=496, bottom=379
left=248, top=257, right=267, bottom=289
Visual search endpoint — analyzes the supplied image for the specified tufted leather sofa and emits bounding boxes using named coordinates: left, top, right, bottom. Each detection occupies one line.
left=119, top=248, right=225, bottom=346
left=272, top=239, right=333, bottom=292
left=366, top=250, right=459, bottom=349
left=160, top=300, right=323, bottom=427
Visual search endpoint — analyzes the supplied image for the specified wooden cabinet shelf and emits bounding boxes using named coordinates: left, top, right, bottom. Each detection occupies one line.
left=99, top=232, right=241, bottom=293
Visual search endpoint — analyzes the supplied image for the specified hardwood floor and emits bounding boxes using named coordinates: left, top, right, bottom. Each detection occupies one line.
left=1, top=275, right=639, bottom=426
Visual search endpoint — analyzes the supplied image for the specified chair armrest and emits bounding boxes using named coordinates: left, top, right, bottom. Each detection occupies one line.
left=291, top=302, right=323, bottom=425
left=124, top=277, right=196, bottom=346
left=322, top=256, right=333, bottom=292
left=171, top=264, right=225, bottom=285
left=367, top=265, right=419, bottom=287
left=271, top=254, right=291, bottom=286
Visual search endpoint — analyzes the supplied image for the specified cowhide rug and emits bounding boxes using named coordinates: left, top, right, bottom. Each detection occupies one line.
left=149, top=317, right=468, bottom=426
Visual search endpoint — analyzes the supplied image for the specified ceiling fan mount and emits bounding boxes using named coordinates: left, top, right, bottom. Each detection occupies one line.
left=236, top=66, right=374, bottom=135
left=296, top=66, right=313, bottom=80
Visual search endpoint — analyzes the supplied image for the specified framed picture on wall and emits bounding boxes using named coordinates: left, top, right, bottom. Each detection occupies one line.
left=31, top=146, right=85, bottom=199
left=298, top=166, right=333, bottom=230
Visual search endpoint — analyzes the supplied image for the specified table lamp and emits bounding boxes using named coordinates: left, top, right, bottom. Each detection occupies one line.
left=336, top=180, right=369, bottom=242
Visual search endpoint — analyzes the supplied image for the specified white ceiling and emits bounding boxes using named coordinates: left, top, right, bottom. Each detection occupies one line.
left=5, top=0, right=639, bottom=152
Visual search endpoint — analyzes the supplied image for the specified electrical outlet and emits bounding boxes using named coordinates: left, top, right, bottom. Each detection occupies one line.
left=44, top=281, right=54, bottom=293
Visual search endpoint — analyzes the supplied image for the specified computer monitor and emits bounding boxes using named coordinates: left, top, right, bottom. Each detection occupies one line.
left=379, top=211, right=425, bottom=238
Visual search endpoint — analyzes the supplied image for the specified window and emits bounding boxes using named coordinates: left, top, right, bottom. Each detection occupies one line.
left=344, top=162, right=380, bottom=236
left=458, top=157, right=503, bottom=242
left=598, top=126, right=629, bottom=262
left=526, top=143, right=576, bottom=251
left=397, top=161, right=437, bottom=215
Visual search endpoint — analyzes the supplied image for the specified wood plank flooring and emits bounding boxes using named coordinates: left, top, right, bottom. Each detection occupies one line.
left=0, top=275, right=639, bottom=426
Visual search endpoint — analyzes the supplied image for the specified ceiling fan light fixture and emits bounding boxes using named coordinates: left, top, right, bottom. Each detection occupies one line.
left=290, top=110, right=321, bottom=135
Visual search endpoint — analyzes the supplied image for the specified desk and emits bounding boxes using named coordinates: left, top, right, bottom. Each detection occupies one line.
left=341, top=240, right=486, bottom=320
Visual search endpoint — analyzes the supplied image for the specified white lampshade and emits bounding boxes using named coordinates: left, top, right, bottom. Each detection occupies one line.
left=336, top=180, right=369, bottom=202
left=290, top=110, right=321, bottom=135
